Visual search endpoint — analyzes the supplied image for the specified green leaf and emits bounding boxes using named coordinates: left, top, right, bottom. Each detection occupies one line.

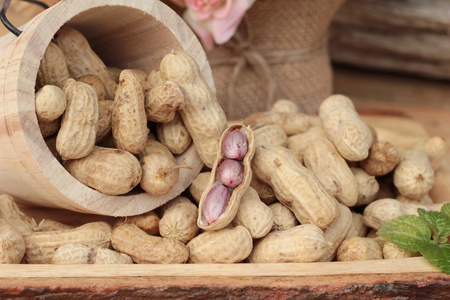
left=417, top=208, right=450, bottom=244
left=417, top=241, right=450, bottom=274
left=377, top=215, right=431, bottom=253
left=442, top=203, right=450, bottom=218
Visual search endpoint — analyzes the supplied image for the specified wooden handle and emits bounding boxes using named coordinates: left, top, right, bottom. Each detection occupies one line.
left=0, top=0, right=214, bottom=216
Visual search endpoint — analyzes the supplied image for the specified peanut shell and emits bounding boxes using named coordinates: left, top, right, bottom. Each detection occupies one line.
left=56, top=79, right=98, bottom=160
left=0, top=218, right=26, bottom=264
left=24, top=222, right=112, bottom=264
left=112, top=69, right=149, bottom=154
left=232, top=187, right=274, bottom=239
left=111, top=223, right=188, bottom=264
left=248, top=224, right=330, bottom=263
left=159, top=196, right=199, bottom=243
left=54, top=27, right=117, bottom=98
left=35, top=85, right=66, bottom=123
left=65, top=146, right=142, bottom=195
left=269, top=202, right=298, bottom=231
left=160, top=51, right=228, bottom=168
left=77, top=74, right=108, bottom=100
left=36, top=42, right=70, bottom=90
left=156, top=112, right=192, bottom=155
left=144, top=80, right=185, bottom=123
left=252, top=145, right=339, bottom=229
left=197, top=125, right=255, bottom=230
left=319, top=95, right=374, bottom=161
left=187, top=226, right=252, bottom=264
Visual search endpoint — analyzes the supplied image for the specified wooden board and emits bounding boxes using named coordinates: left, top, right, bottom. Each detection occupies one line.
left=330, top=0, right=450, bottom=80
left=0, top=258, right=448, bottom=299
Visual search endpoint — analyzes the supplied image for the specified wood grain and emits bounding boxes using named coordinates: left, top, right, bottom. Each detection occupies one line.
left=330, top=0, right=450, bottom=80
left=0, top=259, right=448, bottom=299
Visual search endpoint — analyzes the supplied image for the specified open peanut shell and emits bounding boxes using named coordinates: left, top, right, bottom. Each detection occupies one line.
left=197, top=125, right=255, bottom=230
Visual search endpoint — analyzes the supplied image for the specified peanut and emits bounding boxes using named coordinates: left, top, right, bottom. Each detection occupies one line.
left=36, top=42, right=70, bottom=90
left=286, top=126, right=326, bottom=157
left=218, top=159, right=244, bottom=188
left=317, top=204, right=353, bottom=262
left=77, top=74, right=108, bottom=100
left=116, top=211, right=160, bottom=236
left=35, top=85, right=66, bottom=123
left=396, top=194, right=434, bottom=205
left=360, top=140, right=400, bottom=176
left=146, top=68, right=166, bottom=88
left=139, top=137, right=181, bottom=196
left=430, top=161, right=450, bottom=204
left=221, top=130, right=249, bottom=160
left=244, top=111, right=310, bottom=135
left=39, top=118, right=60, bottom=138
left=269, top=202, right=298, bottom=231
left=24, top=222, right=112, bottom=264
left=160, top=51, right=228, bottom=168
left=393, top=149, right=434, bottom=200
left=56, top=79, right=98, bottom=160
left=248, top=224, right=330, bottom=263
left=412, top=136, right=447, bottom=171
left=54, top=27, right=117, bottom=98
left=232, top=187, right=274, bottom=239
left=159, top=196, right=199, bottom=243
left=111, top=223, right=188, bottom=264
left=270, top=99, right=299, bottom=114
left=312, top=173, right=342, bottom=199
left=363, top=198, right=444, bottom=230
left=253, top=124, right=288, bottom=148
left=251, top=145, right=339, bottom=229
left=156, top=112, right=192, bottom=155
left=0, top=218, right=26, bottom=264
left=52, top=243, right=133, bottom=264
left=96, top=100, right=114, bottom=142
left=382, top=241, right=417, bottom=259
left=130, top=68, right=148, bottom=83
left=144, top=80, right=185, bottom=123
left=65, top=146, right=142, bottom=195
left=201, top=183, right=230, bottom=226
left=188, top=171, right=211, bottom=204
left=351, top=167, right=379, bottom=206
left=346, top=212, right=368, bottom=239
left=319, top=95, right=374, bottom=161
left=250, top=175, right=277, bottom=205
left=112, top=69, right=149, bottom=154
left=187, top=226, right=253, bottom=263
left=336, top=237, right=383, bottom=261
left=303, top=138, right=358, bottom=207
left=0, top=194, right=37, bottom=235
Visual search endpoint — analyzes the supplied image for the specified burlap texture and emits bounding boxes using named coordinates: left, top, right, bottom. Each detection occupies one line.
left=206, top=0, right=346, bottom=119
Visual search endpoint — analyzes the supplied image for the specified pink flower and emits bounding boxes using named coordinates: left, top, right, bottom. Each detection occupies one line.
left=170, top=0, right=255, bottom=50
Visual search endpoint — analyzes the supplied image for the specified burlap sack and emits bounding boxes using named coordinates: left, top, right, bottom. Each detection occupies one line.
left=206, top=0, right=346, bottom=119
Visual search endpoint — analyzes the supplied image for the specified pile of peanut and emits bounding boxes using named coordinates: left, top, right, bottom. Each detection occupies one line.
left=35, top=26, right=227, bottom=196
left=2, top=86, right=448, bottom=264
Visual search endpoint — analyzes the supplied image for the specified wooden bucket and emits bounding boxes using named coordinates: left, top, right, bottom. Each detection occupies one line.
left=0, top=0, right=213, bottom=216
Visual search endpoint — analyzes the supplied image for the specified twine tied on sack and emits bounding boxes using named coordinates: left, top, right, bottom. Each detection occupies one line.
left=208, top=17, right=328, bottom=110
